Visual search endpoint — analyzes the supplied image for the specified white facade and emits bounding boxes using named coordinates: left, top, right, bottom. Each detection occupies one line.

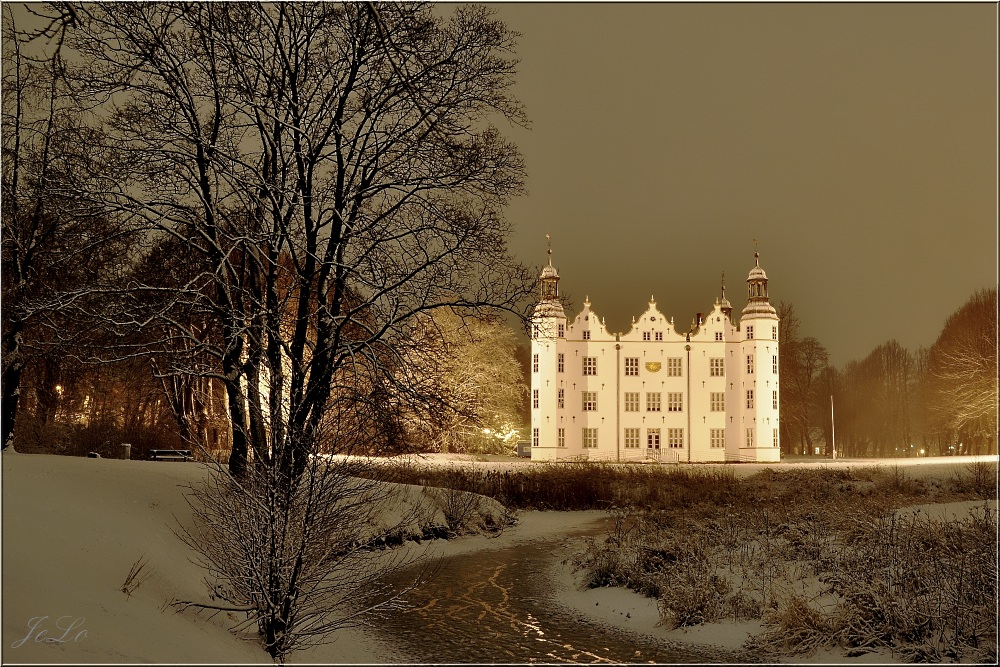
left=530, top=249, right=780, bottom=463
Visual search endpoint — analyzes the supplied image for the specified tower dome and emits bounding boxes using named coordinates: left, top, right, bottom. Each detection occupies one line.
left=747, top=263, right=767, bottom=282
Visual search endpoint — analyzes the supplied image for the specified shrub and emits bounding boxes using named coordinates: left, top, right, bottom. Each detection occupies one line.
left=554, top=465, right=997, bottom=662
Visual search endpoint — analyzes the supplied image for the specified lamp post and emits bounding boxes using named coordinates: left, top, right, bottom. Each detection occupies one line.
left=830, top=395, right=836, bottom=460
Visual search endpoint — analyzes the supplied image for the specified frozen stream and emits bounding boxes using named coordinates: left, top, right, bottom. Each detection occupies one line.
left=367, top=520, right=756, bottom=664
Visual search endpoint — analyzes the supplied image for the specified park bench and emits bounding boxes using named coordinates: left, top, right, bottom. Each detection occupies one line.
left=149, top=449, right=193, bottom=462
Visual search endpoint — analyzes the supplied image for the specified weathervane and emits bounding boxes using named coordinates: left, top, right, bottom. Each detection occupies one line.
left=546, top=233, right=552, bottom=265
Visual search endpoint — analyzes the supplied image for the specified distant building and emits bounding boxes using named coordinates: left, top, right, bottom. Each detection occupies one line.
left=529, top=243, right=780, bottom=463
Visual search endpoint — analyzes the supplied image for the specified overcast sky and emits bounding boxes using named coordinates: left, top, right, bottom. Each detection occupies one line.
left=5, top=2, right=994, bottom=368
left=488, top=2, right=996, bottom=367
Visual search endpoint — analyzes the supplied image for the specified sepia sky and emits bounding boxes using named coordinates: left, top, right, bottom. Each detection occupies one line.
left=4, top=2, right=995, bottom=368
left=488, top=2, right=997, bottom=367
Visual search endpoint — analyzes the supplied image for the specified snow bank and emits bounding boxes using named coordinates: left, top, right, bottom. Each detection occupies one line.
left=0, top=453, right=505, bottom=664
left=2, top=451, right=994, bottom=664
left=1, top=453, right=268, bottom=663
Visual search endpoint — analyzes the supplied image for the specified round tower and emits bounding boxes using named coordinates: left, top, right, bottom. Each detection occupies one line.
left=736, top=248, right=780, bottom=463
left=530, top=235, right=567, bottom=461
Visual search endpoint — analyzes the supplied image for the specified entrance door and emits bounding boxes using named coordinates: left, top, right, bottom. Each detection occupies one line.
left=647, top=429, right=661, bottom=461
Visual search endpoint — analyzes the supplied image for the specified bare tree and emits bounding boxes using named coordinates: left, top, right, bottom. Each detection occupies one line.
left=397, top=308, right=527, bottom=454
left=776, top=301, right=800, bottom=454
left=65, top=1, right=532, bottom=479
left=53, top=2, right=532, bottom=661
left=775, top=302, right=830, bottom=455
left=1, top=6, right=128, bottom=451
left=927, top=287, right=997, bottom=454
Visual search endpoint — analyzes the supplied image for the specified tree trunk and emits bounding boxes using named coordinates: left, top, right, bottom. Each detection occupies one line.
left=1, top=323, right=25, bottom=450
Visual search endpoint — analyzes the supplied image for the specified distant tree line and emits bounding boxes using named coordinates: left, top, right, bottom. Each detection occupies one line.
left=777, top=288, right=997, bottom=458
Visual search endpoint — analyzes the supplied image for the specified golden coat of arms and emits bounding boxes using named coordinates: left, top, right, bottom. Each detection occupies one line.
left=645, top=361, right=661, bottom=372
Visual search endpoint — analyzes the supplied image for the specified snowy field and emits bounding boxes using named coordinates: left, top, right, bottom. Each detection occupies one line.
left=1, top=450, right=995, bottom=664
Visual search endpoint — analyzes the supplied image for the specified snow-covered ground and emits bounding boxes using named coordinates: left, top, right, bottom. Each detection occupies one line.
left=1, top=450, right=995, bottom=664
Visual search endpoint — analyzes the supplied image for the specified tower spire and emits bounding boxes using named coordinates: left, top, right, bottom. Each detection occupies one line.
left=719, top=270, right=733, bottom=318
left=538, top=234, right=560, bottom=301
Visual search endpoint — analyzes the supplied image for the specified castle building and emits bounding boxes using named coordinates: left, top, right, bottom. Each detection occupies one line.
left=529, top=244, right=780, bottom=463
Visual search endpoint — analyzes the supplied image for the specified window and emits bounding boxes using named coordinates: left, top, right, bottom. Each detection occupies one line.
left=746, top=355, right=754, bottom=374
left=772, top=355, right=778, bottom=374
left=558, top=353, right=565, bottom=373
left=711, top=428, right=725, bottom=448
left=772, top=326, right=777, bottom=340
left=710, top=392, right=725, bottom=412
left=667, top=392, right=683, bottom=412
left=715, top=332, right=723, bottom=341
left=710, top=358, right=725, bottom=377
left=533, top=427, right=539, bottom=447
left=558, top=389, right=565, bottom=409
left=746, top=325, right=754, bottom=340
left=655, top=332, right=663, bottom=341
left=558, top=428, right=566, bottom=448
left=667, top=358, right=682, bottom=376
left=583, top=330, right=591, bottom=340
left=532, top=389, right=539, bottom=409
left=647, top=428, right=661, bottom=448
left=746, top=428, right=754, bottom=447
left=624, top=392, right=639, bottom=412
left=772, top=390, right=778, bottom=410
left=643, top=332, right=651, bottom=341
left=582, top=391, right=598, bottom=411
left=583, top=428, right=598, bottom=449
left=558, top=323, right=565, bottom=338
left=624, top=428, right=640, bottom=448
left=746, top=389, right=754, bottom=409
left=646, top=392, right=661, bottom=412
left=668, top=428, right=684, bottom=448
left=773, top=428, right=779, bottom=448
left=583, top=357, right=597, bottom=376
left=533, top=324, right=540, bottom=339
left=532, top=353, right=539, bottom=373
left=624, top=357, right=639, bottom=376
